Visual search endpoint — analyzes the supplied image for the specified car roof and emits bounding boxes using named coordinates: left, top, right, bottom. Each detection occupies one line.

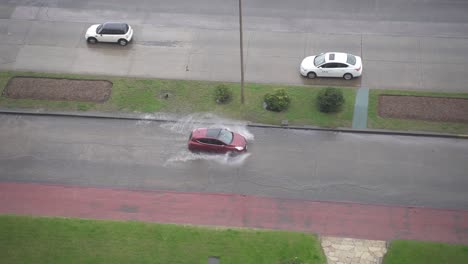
left=191, top=128, right=225, bottom=139
left=102, top=22, right=128, bottom=31
left=325, top=52, right=349, bottom=63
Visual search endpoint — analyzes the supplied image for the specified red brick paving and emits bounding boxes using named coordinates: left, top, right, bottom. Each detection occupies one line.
left=0, top=182, right=467, bottom=244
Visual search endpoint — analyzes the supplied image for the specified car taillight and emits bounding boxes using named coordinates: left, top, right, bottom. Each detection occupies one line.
left=355, top=66, right=361, bottom=71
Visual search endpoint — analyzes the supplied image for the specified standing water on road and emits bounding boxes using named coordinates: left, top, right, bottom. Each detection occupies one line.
left=137, top=113, right=253, bottom=166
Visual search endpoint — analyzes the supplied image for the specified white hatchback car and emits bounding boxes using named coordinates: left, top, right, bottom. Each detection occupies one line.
left=300, top=52, right=363, bottom=80
left=85, top=22, right=133, bottom=46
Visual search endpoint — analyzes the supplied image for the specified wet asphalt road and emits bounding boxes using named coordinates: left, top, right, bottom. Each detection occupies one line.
left=1, top=114, right=467, bottom=209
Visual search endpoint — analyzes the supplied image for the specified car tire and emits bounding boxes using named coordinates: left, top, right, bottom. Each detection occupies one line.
left=87, top=37, right=97, bottom=44
left=343, top=73, right=353, bottom=80
left=307, top=72, right=317, bottom=79
left=118, top=39, right=128, bottom=46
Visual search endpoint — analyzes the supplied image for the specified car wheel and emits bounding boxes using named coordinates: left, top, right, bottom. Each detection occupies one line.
left=87, top=37, right=97, bottom=44
left=118, top=39, right=128, bottom=46
left=343, top=73, right=353, bottom=80
left=307, top=72, right=317, bottom=79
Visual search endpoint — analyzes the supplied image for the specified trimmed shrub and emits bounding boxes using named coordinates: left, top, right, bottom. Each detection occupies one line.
left=264, top=89, right=291, bottom=112
left=317, top=87, right=345, bottom=113
left=214, top=84, right=232, bottom=104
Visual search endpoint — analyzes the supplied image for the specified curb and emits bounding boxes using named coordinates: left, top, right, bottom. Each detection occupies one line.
left=1, top=108, right=467, bottom=139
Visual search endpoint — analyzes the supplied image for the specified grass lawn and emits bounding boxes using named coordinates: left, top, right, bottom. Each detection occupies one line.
left=0, top=215, right=326, bottom=264
left=0, top=71, right=355, bottom=128
left=368, top=89, right=468, bottom=134
left=383, top=240, right=468, bottom=264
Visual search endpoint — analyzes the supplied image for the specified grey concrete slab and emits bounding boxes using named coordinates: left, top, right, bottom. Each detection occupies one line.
left=0, top=19, right=30, bottom=45
left=132, top=25, right=196, bottom=49
left=299, top=75, right=362, bottom=88
left=306, top=33, right=362, bottom=56
left=362, top=35, right=420, bottom=62
left=420, top=37, right=468, bottom=64
left=10, top=6, right=40, bottom=20
left=361, top=60, right=421, bottom=90
left=191, top=29, right=248, bottom=55
left=35, top=7, right=145, bottom=25
left=0, top=44, right=20, bottom=70
left=352, top=87, right=369, bottom=129
left=244, top=55, right=301, bottom=84
left=144, top=12, right=239, bottom=31
left=421, top=63, right=468, bottom=92
left=129, top=45, right=188, bottom=79
left=13, top=45, right=77, bottom=72
left=0, top=4, right=15, bottom=19
left=71, top=47, right=134, bottom=76
left=247, top=31, right=306, bottom=58
left=24, top=21, right=84, bottom=47
left=186, top=53, right=240, bottom=82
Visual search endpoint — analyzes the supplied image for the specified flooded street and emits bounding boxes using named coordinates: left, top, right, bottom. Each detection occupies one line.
left=0, top=113, right=467, bottom=209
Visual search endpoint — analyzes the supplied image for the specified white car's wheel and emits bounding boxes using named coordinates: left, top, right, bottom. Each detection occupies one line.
left=87, top=37, right=97, bottom=44
left=118, top=39, right=128, bottom=46
left=307, top=72, right=317, bottom=79
left=343, top=73, right=353, bottom=80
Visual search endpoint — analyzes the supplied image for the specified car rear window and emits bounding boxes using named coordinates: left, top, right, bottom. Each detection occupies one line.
left=347, top=54, right=357, bottom=65
left=217, top=129, right=233, bottom=145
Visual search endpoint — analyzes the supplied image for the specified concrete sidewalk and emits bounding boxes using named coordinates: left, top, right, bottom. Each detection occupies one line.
left=1, top=182, right=466, bottom=245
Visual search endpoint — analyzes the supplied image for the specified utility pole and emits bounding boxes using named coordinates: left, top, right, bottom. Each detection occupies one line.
left=238, top=0, right=245, bottom=104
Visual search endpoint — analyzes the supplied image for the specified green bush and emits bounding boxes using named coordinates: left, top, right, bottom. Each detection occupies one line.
left=264, top=89, right=291, bottom=112
left=214, top=84, right=232, bottom=104
left=317, top=87, right=345, bottom=113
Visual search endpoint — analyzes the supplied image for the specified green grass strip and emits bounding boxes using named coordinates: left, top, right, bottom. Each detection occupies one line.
left=383, top=240, right=468, bottom=264
left=0, top=71, right=354, bottom=128
left=0, top=215, right=326, bottom=264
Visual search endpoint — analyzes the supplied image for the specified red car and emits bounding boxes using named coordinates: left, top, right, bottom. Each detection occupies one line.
left=188, top=128, right=247, bottom=154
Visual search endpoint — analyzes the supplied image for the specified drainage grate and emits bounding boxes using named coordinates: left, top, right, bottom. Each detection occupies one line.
left=208, top=256, right=220, bottom=264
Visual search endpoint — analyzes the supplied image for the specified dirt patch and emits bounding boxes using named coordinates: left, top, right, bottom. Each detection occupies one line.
left=3, top=77, right=112, bottom=103
left=378, top=95, right=468, bottom=123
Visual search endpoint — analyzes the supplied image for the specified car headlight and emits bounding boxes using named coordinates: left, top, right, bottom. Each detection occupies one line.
left=235, top=146, right=244, bottom=151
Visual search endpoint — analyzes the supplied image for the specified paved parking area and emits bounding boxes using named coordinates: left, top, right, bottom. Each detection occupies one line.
left=1, top=4, right=468, bottom=92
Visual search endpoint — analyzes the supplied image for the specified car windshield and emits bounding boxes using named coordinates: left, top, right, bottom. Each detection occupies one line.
left=96, top=24, right=103, bottom=34
left=346, top=54, right=357, bottom=65
left=314, top=54, right=326, bottom=66
left=217, top=129, right=234, bottom=145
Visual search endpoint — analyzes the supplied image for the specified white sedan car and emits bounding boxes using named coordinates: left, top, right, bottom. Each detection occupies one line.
left=85, top=22, right=133, bottom=46
left=300, top=52, right=363, bottom=80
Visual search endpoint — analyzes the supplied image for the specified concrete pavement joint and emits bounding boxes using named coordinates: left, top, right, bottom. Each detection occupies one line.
left=0, top=108, right=466, bottom=139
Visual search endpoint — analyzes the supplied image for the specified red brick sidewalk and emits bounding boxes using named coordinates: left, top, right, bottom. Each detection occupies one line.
left=1, top=182, right=467, bottom=244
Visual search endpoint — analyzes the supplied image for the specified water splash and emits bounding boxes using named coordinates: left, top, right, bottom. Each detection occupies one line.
left=160, top=113, right=254, bottom=141
left=164, top=150, right=251, bottom=167
left=136, top=112, right=254, bottom=166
